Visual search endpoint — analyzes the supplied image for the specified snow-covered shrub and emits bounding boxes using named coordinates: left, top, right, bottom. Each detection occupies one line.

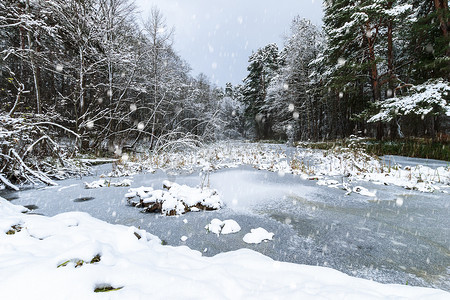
left=0, top=114, right=89, bottom=190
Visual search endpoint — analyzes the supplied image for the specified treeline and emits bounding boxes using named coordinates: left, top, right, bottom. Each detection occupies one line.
left=0, top=0, right=227, bottom=154
left=235, top=0, right=450, bottom=142
left=1, top=0, right=449, bottom=151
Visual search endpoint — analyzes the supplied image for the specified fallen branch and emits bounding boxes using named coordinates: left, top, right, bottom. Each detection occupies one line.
left=10, top=149, right=57, bottom=186
left=32, top=122, right=81, bottom=139
left=0, top=173, right=19, bottom=191
left=24, top=131, right=66, bottom=167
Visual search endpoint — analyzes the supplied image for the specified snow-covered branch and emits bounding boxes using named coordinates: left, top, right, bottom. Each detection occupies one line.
left=369, top=79, right=450, bottom=123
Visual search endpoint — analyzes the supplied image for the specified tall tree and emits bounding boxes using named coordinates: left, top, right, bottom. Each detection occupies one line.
left=142, top=6, right=175, bottom=149
left=264, top=17, right=324, bottom=141
left=242, top=43, right=280, bottom=139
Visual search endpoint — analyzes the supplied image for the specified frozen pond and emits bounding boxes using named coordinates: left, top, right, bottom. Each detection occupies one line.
left=1, top=158, right=449, bottom=292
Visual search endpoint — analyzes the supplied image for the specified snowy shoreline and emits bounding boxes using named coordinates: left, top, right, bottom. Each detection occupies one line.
left=115, top=142, right=450, bottom=196
left=1, top=197, right=449, bottom=299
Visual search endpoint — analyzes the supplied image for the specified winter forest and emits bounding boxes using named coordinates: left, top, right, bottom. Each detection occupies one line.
left=1, top=0, right=449, bottom=181
left=1, top=0, right=450, bottom=299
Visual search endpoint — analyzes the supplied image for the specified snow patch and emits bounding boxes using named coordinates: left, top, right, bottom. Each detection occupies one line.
left=352, top=186, right=376, bottom=197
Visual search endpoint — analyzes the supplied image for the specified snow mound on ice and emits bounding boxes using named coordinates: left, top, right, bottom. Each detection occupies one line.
left=221, top=219, right=242, bottom=235
left=352, top=186, right=376, bottom=197
left=243, top=227, right=274, bottom=244
left=84, top=178, right=132, bottom=189
left=126, top=181, right=222, bottom=216
left=205, top=219, right=241, bottom=236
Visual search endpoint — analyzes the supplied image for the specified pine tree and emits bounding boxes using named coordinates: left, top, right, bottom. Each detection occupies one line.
left=264, top=17, right=324, bottom=141
left=322, top=0, right=418, bottom=139
left=408, top=0, right=450, bottom=81
left=242, top=43, right=280, bottom=139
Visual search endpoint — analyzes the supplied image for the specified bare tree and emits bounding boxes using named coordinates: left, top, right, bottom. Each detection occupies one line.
left=142, top=6, right=174, bottom=149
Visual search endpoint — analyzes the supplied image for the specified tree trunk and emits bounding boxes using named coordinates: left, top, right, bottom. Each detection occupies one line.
left=364, top=21, right=382, bottom=140
left=9, top=83, right=24, bottom=117
left=434, top=0, right=450, bottom=56
left=434, top=0, right=449, bottom=38
left=387, top=3, right=396, bottom=140
left=386, top=1, right=394, bottom=86
left=26, top=0, right=41, bottom=114
left=79, top=47, right=85, bottom=127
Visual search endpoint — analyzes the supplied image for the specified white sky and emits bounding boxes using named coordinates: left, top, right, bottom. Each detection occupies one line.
left=135, top=0, right=324, bottom=87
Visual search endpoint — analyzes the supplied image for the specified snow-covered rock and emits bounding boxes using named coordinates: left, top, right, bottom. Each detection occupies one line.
left=352, top=186, right=376, bottom=197
left=221, top=220, right=242, bottom=235
left=126, top=181, right=222, bottom=216
left=243, top=227, right=274, bottom=244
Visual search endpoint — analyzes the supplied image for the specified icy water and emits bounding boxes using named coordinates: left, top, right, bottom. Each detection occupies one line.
left=1, top=161, right=449, bottom=292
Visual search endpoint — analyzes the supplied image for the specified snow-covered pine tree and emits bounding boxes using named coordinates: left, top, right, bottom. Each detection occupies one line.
left=408, top=0, right=450, bottom=81
left=242, top=43, right=280, bottom=139
left=321, top=0, right=371, bottom=138
left=322, top=0, right=418, bottom=139
left=367, top=0, right=450, bottom=139
left=264, top=17, right=324, bottom=141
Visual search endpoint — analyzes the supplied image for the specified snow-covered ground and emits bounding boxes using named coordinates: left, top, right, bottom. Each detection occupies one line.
left=1, top=197, right=448, bottom=300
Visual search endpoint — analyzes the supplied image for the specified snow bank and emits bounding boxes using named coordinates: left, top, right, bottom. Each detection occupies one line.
left=0, top=196, right=28, bottom=215
left=126, top=181, right=222, bottom=216
left=243, top=227, right=275, bottom=244
left=289, top=147, right=450, bottom=195
left=1, top=200, right=447, bottom=299
left=205, top=218, right=241, bottom=236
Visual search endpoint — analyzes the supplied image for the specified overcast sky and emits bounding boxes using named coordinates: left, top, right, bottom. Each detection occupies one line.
left=135, top=0, right=324, bottom=87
